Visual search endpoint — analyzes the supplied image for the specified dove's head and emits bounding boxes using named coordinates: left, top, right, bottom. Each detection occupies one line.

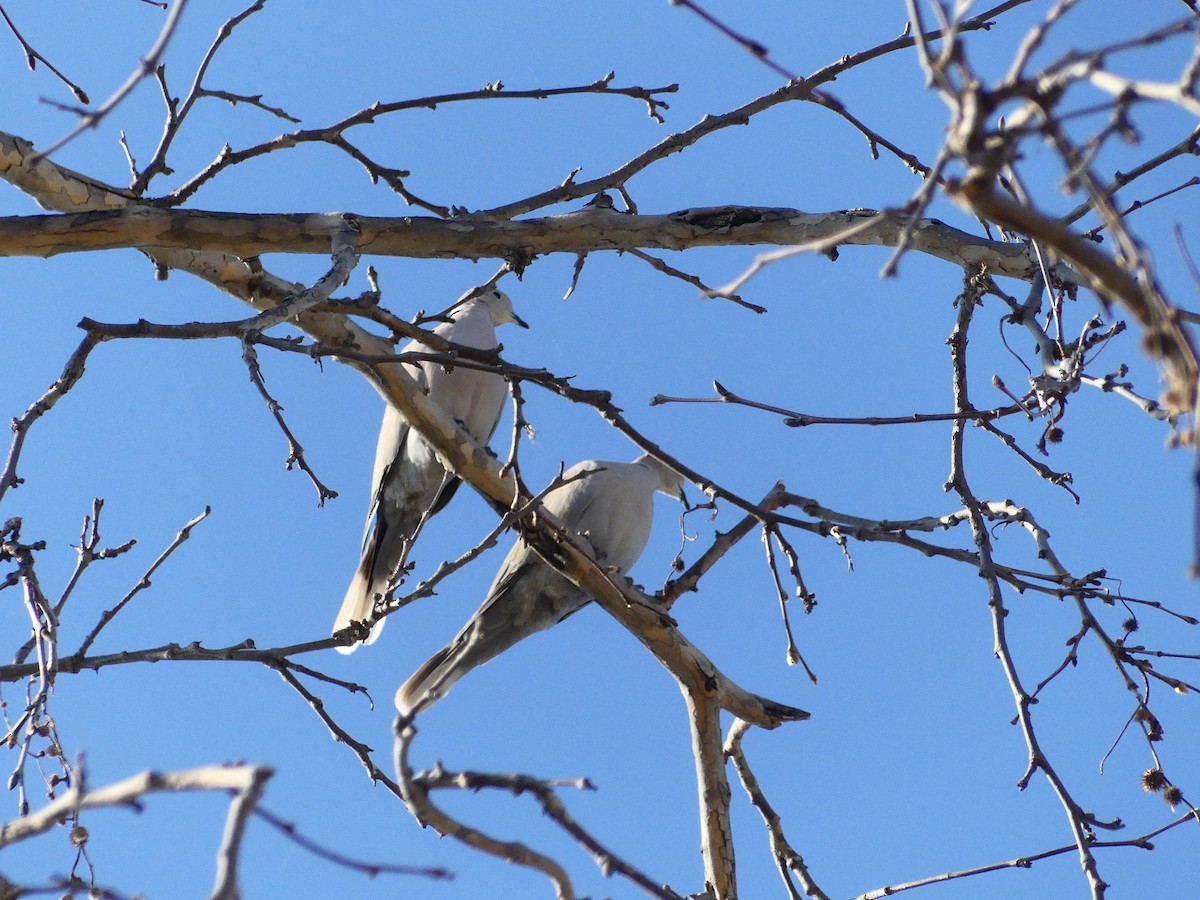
left=635, top=454, right=690, bottom=508
left=473, top=289, right=529, bottom=329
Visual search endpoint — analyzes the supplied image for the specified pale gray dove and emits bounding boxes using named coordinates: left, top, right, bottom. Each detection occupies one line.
left=333, top=289, right=527, bottom=652
left=395, top=454, right=688, bottom=713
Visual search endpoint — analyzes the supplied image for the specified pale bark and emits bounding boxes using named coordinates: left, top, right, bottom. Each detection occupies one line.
left=0, top=764, right=273, bottom=848
left=1, top=131, right=1044, bottom=280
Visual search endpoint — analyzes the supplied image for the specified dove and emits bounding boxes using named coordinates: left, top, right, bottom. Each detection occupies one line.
left=396, top=454, right=687, bottom=713
left=333, top=289, right=527, bottom=652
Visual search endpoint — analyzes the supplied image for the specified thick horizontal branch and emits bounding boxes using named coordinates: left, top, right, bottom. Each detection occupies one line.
left=0, top=206, right=1040, bottom=283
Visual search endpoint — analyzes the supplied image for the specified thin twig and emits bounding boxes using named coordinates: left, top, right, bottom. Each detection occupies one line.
left=75, top=507, right=212, bottom=657
left=241, top=341, right=339, bottom=505
left=625, top=248, right=766, bottom=313
left=0, top=4, right=89, bottom=104
left=252, top=805, right=452, bottom=879
left=35, top=0, right=191, bottom=159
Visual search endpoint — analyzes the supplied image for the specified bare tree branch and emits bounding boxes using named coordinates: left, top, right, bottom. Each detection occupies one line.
left=75, top=507, right=211, bottom=657
left=2, top=3, right=1197, bottom=895
left=34, top=0, right=191, bottom=159
left=0, top=764, right=273, bottom=849
left=725, top=719, right=831, bottom=900
left=0, top=4, right=90, bottom=104
left=393, top=720, right=578, bottom=900
left=0, top=200, right=1051, bottom=287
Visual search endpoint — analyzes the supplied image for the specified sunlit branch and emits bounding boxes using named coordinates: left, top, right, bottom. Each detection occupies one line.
left=414, top=764, right=681, bottom=898
left=241, top=340, right=340, bottom=505
left=482, top=0, right=1034, bottom=218
left=0, top=332, right=99, bottom=508
left=624, top=247, right=767, bottom=313
left=393, top=720, right=578, bottom=900
left=0, top=763, right=273, bottom=850
left=0, top=200, right=1050, bottom=284
left=725, top=720, right=832, bottom=900
left=651, top=379, right=1026, bottom=428
left=11, top=500, right=137, bottom=666
left=684, top=685, right=736, bottom=899
left=132, top=0, right=280, bottom=194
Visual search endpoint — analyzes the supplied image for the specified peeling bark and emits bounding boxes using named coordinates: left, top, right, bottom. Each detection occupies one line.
left=1, top=130, right=1043, bottom=280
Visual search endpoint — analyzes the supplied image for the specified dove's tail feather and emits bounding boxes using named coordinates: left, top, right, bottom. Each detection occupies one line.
left=332, top=525, right=390, bottom=654
left=395, top=638, right=462, bottom=714
left=395, top=619, right=525, bottom=714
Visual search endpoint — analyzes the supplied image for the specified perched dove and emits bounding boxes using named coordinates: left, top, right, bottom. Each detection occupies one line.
left=395, top=454, right=688, bottom=714
left=333, top=289, right=527, bottom=653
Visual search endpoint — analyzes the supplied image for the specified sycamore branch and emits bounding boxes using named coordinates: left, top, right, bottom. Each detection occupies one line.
left=0, top=763, right=272, bottom=847
left=0, top=132, right=1044, bottom=279
left=0, top=207, right=1045, bottom=284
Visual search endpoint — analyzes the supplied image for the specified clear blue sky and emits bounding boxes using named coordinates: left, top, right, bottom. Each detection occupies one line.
left=2, top=1, right=1197, bottom=898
